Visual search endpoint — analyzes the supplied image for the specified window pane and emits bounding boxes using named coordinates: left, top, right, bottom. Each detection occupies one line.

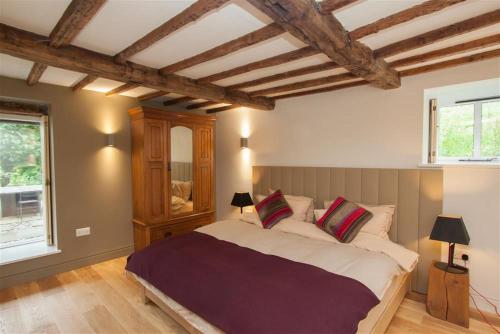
left=481, top=101, right=500, bottom=157
left=438, top=104, right=474, bottom=157
left=0, top=119, right=45, bottom=248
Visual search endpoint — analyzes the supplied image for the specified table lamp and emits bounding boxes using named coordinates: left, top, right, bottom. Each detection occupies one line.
left=231, top=192, right=253, bottom=214
left=430, top=215, right=470, bottom=272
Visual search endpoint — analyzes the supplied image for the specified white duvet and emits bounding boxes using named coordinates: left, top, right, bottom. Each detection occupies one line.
left=197, top=219, right=418, bottom=300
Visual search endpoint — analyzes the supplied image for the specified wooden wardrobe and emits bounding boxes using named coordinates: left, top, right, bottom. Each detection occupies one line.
left=129, top=106, right=215, bottom=250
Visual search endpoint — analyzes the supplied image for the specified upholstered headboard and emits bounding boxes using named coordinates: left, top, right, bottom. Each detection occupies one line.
left=252, top=166, right=443, bottom=294
left=171, top=162, right=192, bottom=182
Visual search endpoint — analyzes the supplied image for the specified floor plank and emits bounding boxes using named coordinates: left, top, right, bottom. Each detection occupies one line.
left=0, top=257, right=498, bottom=334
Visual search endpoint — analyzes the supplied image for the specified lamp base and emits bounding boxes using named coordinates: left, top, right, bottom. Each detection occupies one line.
left=434, top=261, right=468, bottom=274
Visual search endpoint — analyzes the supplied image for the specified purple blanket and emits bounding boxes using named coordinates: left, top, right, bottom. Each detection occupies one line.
left=126, top=232, right=379, bottom=334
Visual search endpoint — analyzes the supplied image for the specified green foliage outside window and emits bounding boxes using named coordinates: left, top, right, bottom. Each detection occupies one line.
left=481, top=101, right=500, bottom=157
left=0, top=121, right=42, bottom=187
left=438, top=101, right=500, bottom=159
left=438, top=104, right=474, bottom=157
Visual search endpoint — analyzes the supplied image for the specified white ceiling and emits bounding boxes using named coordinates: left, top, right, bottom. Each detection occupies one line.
left=0, top=0, right=498, bottom=100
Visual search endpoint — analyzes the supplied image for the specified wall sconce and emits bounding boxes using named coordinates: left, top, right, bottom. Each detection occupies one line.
left=106, top=134, right=115, bottom=147
left=240, top=137, right=248, bottom=149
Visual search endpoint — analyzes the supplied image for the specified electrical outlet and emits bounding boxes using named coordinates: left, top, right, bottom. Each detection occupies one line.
left=76, top=227, right=91, bottom=237
left=454, top=249, right=469, bottom=262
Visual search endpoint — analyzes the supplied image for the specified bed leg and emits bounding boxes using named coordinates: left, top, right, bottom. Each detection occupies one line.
left=142, top=286, right=151, bottom=304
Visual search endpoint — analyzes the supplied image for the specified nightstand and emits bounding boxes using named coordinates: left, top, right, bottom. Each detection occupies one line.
left=426, top=260, right=469, bottom=328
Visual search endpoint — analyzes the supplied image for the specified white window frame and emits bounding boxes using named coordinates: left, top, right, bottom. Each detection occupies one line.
left=434, top=98, right=499, bottom=163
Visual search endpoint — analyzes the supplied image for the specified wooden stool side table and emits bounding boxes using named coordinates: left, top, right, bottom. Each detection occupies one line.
left=426, top=261, right=469, bottom=328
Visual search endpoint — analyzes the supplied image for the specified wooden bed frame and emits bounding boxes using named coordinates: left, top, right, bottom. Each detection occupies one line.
left=134, top=271, right=410, bottom=334
left=129, top=165, right=441, bottom=333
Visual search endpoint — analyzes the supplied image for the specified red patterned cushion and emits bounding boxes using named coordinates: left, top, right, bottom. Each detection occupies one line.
left=255, top=190, right=293, bottom=229
left=315, top=197, right=373, bottom=243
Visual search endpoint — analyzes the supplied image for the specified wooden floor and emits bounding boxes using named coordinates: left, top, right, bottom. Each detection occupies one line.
left=1, top=257, right=497, bottom=334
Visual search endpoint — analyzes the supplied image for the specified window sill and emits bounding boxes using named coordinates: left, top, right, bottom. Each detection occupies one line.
left=419, top=162, right=500, bottom=169
left=0, top=241, right=61, bottom=266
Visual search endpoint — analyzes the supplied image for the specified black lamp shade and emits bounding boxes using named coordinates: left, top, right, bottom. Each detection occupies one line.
left=231, top=192, right=254, bottom=211
left=430, top=215, right=470, bottom=245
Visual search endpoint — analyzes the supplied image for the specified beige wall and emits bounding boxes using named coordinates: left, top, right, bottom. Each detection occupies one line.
left=214, top=58, right=500, bottom=311
left=0, top=76, right=138, bottom=287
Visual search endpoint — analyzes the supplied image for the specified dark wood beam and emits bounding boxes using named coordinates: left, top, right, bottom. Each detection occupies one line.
left=273, top=80, right=367, bottom=100
left=250, top=72, right=356, bottom=96
left=197, top=46, right=319, bottom=83
left=391, top=34, right=500, bottom=68
left=350, top=0, right=465, bottom=40
left=376, top=9, right=500, bottom=58
left=246, top=0, right=400, bottom=89
left=231, top=32, right=500, bottom=92
left=227, top=62, right=338, bottom=90
left=186, top=100, right=219, bottom=110
left=206, top=105, right=238, bottom=113
left=0, top=100, right=48, bottom=115
left=105, top=83, right=139, bottom=96
left=27, top=0, right=106, bottom=86
left=273, top=48, right=500, bottom=100
left=318, top=0, right=359, bottom=14
left=49, top=0, right=106, bottom=47
left=159, top=23, right=284, bottom=74
left=26, top=63, right=48, bottom=86
left=137, top=90, right=169, bottom=101
left=0, top=24, right=275, bottom=110
left=222, top=0, right=467, bottom=90
left=163, top=96, right=196, bottom=106
left=114, top=0, right=229, bottom=64
left=399, top=48, right=500, bottom=77
left=72, top=75, right=98, bottom=91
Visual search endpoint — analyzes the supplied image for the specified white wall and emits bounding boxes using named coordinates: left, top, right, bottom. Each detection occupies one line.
left=215, top=58, right=500, bottom=312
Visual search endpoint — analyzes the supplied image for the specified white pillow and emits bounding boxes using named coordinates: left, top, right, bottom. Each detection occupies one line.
left=321, top=201, right=395, bottom=239
left=268, top=189, right=315, bottom=223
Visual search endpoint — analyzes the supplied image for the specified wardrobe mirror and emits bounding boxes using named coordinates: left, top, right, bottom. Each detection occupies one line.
left=170, top=126, right=193, bottom=215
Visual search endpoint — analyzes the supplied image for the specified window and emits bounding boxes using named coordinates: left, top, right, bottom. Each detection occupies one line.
left=0, top=112, right=53, bottom=250
left=431, top=98, right=499, bottom=163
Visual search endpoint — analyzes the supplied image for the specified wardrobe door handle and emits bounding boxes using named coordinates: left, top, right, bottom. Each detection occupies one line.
left=164, top=232, right=173, bottom=238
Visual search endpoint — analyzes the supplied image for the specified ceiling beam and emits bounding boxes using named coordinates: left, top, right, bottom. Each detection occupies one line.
left=246, top=0, right=400, bottom=89
left=375, top=9, right=500, bottom=58
left=273, top=48, right=500, bottom=100
left=105, top=83, right=139, bottom=96
left=186, top=100, right=219, bottom=110
left=227, top=62, right=338, bottom=90
left=159, top=23, right=284, bottom=74
left=250, top=72, right=356, bottom=96
left=231, top=30, right=500, bottom=92
left=391, top=34, right=500, bottom=68
left=222, top=0, right=467, bottom=90
left=206, top=105, right=239, bottom=113
left=163, top=96, right=196, bottom=106
left=350, top=0, right=465, bottom=40
left=273, top=80, right=367, bottom=100
left=26, top=63, right=48, bottom=86
left=0, top=24, right=275, bottom=110
left=72, top=75, right=98, bottom=91
left=137, top=90, right=169, bottom=101
left=399, top=48, right=500, bottom=77
left=318, top=0, right=359, bottom=14
left=251, top=34, right=500, bottom=96
left=114, top=0, right=230, bottom=64
left=26, top=0, right=106, bottom=86
left=196, top=46, right=319, bottom=83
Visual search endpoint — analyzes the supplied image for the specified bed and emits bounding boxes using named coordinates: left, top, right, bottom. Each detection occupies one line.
left=126, top=166, right=443, bottom=333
